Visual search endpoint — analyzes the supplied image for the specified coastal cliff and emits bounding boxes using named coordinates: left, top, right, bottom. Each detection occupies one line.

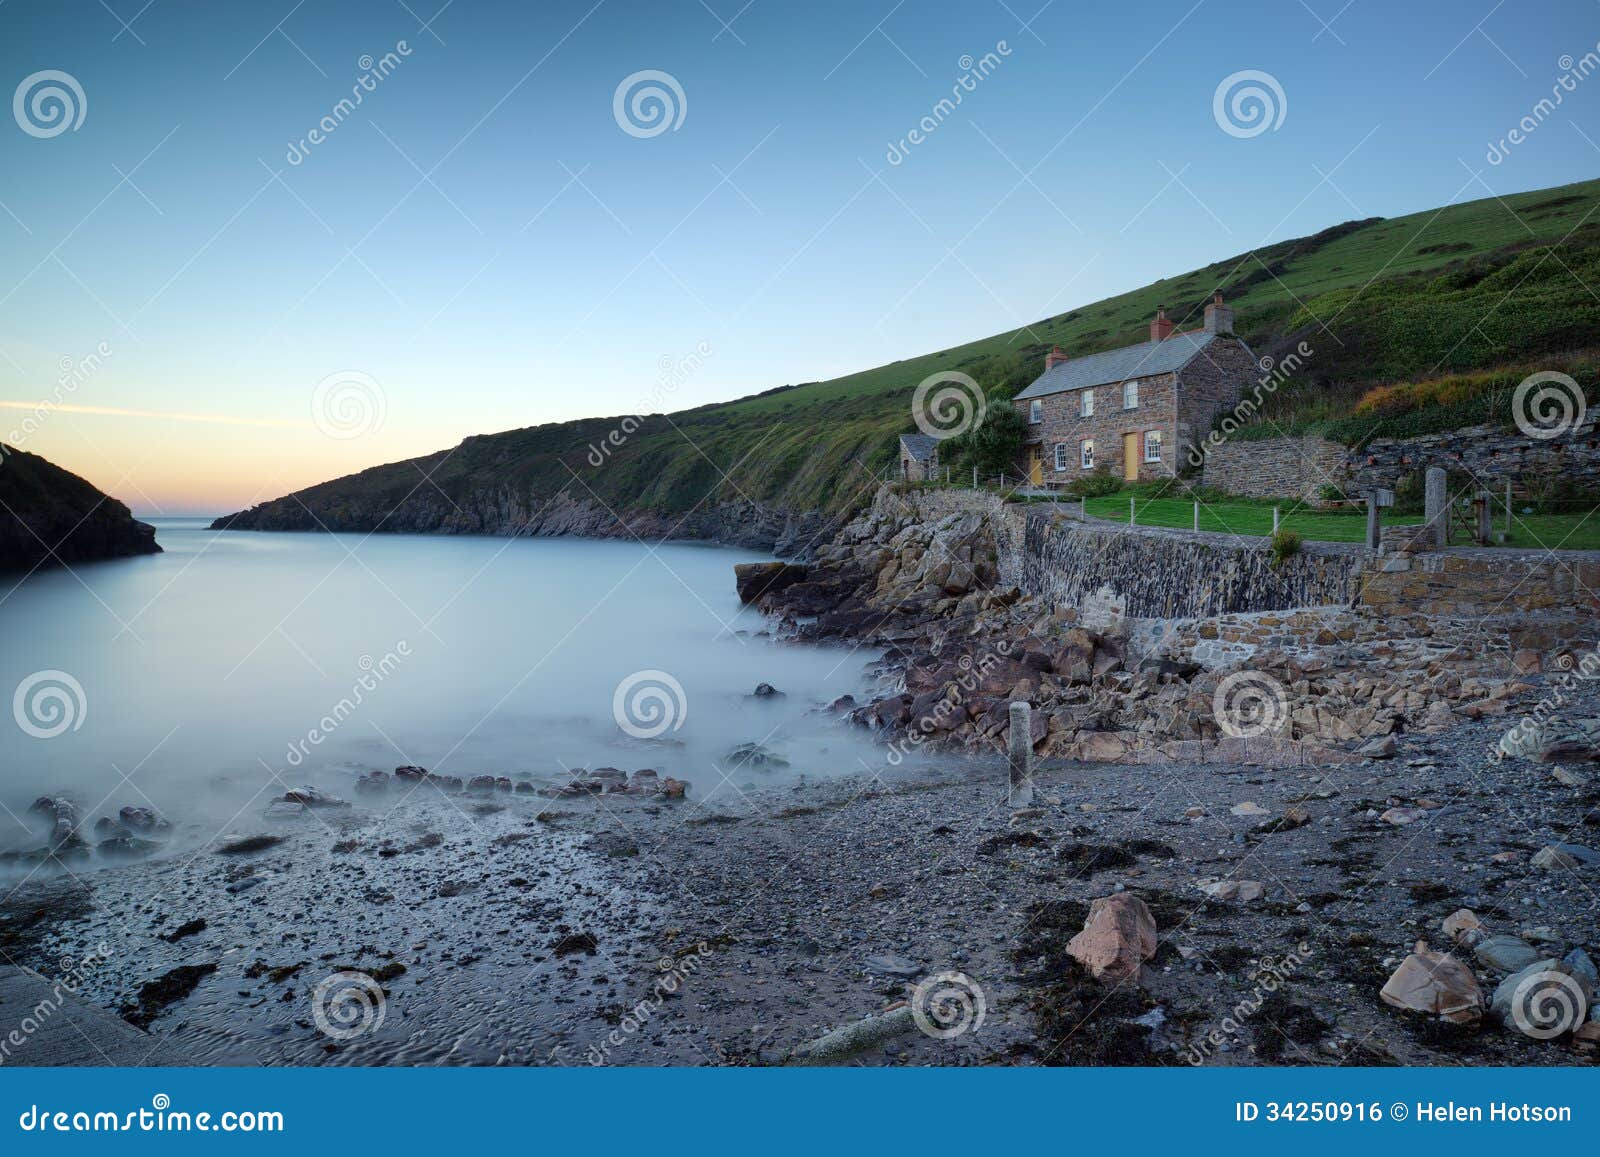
left=213, top=480, right=832, bottom=555
left=0, top=445, right=160, bottom=569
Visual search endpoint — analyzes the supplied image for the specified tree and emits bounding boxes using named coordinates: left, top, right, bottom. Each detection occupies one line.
left=941, top=398, right=1025, bottom=478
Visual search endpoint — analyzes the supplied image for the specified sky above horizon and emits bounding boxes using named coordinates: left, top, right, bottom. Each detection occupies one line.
left=1, top=0, right=1596, bottom=515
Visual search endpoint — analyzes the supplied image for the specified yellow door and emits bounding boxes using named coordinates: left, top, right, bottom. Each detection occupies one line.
left=1123, top=432, right=1139, bottom=481
left=1028, top=447, right=1043, bottom=485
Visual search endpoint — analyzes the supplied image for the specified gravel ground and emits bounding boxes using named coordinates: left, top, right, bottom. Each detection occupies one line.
left=2, top=685, right=1596, bottom=1067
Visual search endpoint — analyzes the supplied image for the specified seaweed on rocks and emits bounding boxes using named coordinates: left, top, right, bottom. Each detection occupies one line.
left=121, top=963, right=218, bottom=1029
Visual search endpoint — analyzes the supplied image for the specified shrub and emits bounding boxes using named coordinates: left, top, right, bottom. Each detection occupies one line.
left=1067, top=469, right=1122, bottom=498
left=1269, top=528, right=1302, bottom=567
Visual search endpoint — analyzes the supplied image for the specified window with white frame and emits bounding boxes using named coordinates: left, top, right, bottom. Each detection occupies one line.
left=1053, top=443, right=1069, bottom=471
left=1028, top=399, right=1042, bottom=424
left=1080, top=439, right=1094, bottom=470
left=1122, top=380, right=1139, bottom=409
left=1143, top=430, right=1162, bottom=463
left=1080, top=388, right=1094, bottom=418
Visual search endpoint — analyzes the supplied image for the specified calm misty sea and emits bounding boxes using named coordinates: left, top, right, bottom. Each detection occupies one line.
left=1, top=518, right=888, bottom=850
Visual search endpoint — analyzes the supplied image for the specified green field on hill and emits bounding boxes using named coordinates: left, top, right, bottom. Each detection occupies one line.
left=223, top=178, right=1600, bottom=529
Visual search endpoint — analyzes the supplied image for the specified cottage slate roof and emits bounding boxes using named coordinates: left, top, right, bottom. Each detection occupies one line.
left=1013, top=331, right=1220, bottom=400
left=898, top=433, right=939, bottom=461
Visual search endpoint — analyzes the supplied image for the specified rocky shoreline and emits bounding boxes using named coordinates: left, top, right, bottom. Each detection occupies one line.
left=3, top=491, right=1596, bottom=1065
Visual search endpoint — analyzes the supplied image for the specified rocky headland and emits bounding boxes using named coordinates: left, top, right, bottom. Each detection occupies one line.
left=0, top=445, right=160, bottom=569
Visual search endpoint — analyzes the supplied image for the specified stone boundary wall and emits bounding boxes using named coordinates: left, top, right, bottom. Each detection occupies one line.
left=1197, top=419, right=1600, bottom=502
left=1351, top=419, right=1600, bottom=492
left=1199, top=435, right=1349, bottom=503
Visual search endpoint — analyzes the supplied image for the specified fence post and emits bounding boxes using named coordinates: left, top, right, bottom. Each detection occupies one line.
left=1504, top=477, right=1512, bottom=538
left=1129, top=497, right=1136, bottom=526
left=1080, top=496, right=1087, bottom=522
left=1366, top=491, right=1381, bottom=550
left=1425, top=466, right=1447, bottom=548
left=1008, top=701, right=1034, bottom=807
left=973, top=465, right=978, bottom=490
left=1193, top=501, right=1199, bottom=532
left=1272, top=506, right=1280, bottom=534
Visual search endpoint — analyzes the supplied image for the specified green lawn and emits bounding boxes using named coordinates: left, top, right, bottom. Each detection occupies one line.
left=1080, top=496, right=1405, bottom=542
left=1074, top=495, right=1600, bottom=550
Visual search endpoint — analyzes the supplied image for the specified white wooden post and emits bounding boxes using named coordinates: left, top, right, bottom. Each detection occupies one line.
left=1504, top=477, right=1512, bottom=538
left=973, top=465, right=978, bottom=489
left=1272, top=506, right=1280, bottom=533
left=1007, top=702, right=1033, bottom=806
left=1080, top=496, right=1087, bottom=521
left=1193, top=501, right=1199, bottom=532
left=1129, top=497, right=1136, bottom=526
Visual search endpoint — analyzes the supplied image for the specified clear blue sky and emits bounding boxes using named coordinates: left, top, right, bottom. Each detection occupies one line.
left=0, top=0, right=1595, bottom=512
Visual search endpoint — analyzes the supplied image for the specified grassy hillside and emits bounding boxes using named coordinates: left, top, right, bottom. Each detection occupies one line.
left=219, top=177, right=1600, bottom=528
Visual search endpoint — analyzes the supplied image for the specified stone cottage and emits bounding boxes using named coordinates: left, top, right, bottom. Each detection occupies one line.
left=899, top=433, right=939, bottom=481
left=1012, top=295, right=1257, bottom=485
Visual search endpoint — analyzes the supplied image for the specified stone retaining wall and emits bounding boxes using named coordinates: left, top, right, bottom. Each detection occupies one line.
left=1360, top=549, right=1600, bottom=619
left=878, top=485, right=1600, bottom=626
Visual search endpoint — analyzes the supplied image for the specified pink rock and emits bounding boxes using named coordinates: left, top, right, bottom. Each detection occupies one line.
left=1066, top=894, right=1157, bottom=983
left=1379, top=940, right=1483, bottom=1024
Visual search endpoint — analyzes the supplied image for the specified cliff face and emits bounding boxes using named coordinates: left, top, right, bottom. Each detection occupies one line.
left=212, top=482, right=834, bottom=557
left=0, top=445, right=161, bottom=570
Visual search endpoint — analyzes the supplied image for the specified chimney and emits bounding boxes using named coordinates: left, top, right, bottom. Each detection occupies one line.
left=1045, top=345, right=1068, bottom=370
left=1203, top=292, right=1234, bottom=335
left=1149, top=306, right=1173, bottom=342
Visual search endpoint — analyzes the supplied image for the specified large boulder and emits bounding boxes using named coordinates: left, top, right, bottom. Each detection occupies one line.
left=734, top=562, right=807, bottom=604
left=1066, top=893, right=1158, bottom=983
left=1379, top=941, right=1483, bottom=1024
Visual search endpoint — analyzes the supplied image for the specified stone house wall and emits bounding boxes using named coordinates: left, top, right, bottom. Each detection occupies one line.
left=1017, top=370, right=1179, bottom=484
left=1173, top=336, right=1259, bottom=461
